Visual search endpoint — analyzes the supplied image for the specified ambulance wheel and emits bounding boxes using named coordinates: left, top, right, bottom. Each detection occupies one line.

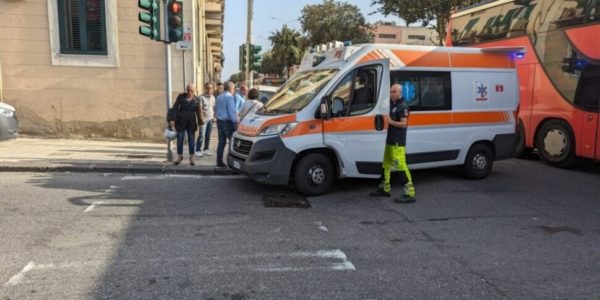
left=294, top=153, right=334, bottom=196
left=536, top=120, right=580, bottom=168
left=463, top=144, right=494, bottom=179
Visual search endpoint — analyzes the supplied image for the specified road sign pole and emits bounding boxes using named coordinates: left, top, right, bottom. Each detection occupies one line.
left=164, top=0, right=174, bottom=162
left=246, top=0, right=253, bottom=88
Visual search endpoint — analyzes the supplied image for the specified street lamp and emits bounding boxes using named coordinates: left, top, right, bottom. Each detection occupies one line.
left=271, top=17, right=300, bottom=25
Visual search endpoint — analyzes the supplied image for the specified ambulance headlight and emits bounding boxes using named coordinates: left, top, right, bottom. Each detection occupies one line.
left=260, top=122, right=298, bottom=136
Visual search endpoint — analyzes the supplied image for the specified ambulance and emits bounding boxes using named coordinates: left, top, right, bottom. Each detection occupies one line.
left=228, top=42, right=522, bottom=195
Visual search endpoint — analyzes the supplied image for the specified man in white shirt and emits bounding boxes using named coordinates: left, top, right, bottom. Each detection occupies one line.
left=196, top=82, right=216, bottom=157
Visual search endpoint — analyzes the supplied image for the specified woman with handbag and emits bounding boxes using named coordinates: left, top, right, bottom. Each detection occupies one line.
left=167, top=83, right=204, bottom=166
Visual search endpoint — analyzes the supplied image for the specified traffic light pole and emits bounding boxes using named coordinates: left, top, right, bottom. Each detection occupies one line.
left=164, top=0, right=174, bottom=162
left=246, top=0, right=253, bottom=88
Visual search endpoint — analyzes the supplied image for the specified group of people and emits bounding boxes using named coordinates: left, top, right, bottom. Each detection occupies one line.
left=167, top=81, right=264, bottom=167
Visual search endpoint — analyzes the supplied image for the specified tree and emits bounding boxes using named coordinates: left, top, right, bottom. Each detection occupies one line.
left=300, top=0, right=373, bottom=46
left=229, top=72, right=245, bottom=83
left=269, top=25, right=304, bottom=78
left=371, top=0, right=479, bottom=45
left=259, top=51, right=281, bottom=76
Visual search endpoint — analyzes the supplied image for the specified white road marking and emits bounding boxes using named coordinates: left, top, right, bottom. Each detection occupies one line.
left=315, top=221, right=329, bottom=232
left=104, top=185, right=119, bottom=193
left=3, top=249, right=355, bottom=285
left=83, top=201, right=104, bottom=213
left=5, top=261, right=35, bottom=286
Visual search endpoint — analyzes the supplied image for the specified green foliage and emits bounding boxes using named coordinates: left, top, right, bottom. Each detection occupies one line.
left=371, top=0, right=479, bottom=45
left=300, top=0, right=373, bottom=46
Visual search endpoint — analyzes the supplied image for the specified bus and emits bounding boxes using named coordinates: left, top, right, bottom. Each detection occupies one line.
left=447, top=0, right=600, bottom=167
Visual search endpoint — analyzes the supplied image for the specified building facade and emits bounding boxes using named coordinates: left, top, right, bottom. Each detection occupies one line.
left=372, top=23, right=439, bottom=46
left=0, top=0, right=224, bottom=141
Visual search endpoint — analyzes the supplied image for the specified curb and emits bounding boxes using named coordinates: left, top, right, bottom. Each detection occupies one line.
left=0, top=164, right=237, bottom=175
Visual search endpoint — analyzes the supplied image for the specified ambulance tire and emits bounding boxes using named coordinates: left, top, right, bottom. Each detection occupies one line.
left=294, top=153, right=334, bottom=196
left=536, top=120, right=580, bottom=168
left=463, top=144, right=494, bottom=179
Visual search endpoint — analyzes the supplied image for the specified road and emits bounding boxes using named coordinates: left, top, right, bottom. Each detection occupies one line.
left=1, top=158, right=599, bottom=299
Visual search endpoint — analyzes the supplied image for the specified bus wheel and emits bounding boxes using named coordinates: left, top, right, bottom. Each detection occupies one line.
left=536, top=120, right=579, bottom=168
left=294, top=153, right=334, bottom=196
left=513, top=121, right=527, bottom=158
left=463, top=143, right=494, bottom=179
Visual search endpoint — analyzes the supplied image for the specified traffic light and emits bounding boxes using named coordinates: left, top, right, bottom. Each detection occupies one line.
left=138, top=0, right=160, bottom=40
left=167, top=1, right=183, bottom=42
left=239, top=44, right=247, bottom=72
left=251, top=44, right=262, bottom=72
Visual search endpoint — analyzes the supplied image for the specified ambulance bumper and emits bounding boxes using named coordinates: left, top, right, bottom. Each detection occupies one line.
left=228, top=136, right=295, bottom=185
left=493, top=133, right=516, bottom=160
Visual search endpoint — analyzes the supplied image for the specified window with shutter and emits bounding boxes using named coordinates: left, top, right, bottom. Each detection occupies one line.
left=58, top=0, right=107, bottom=55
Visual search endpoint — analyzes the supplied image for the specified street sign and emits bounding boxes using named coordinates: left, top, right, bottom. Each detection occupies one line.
left=176, top=27, right=192, bottom=50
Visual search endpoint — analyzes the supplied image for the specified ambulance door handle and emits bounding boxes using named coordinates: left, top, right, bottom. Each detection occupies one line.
left=375, top=115, right=384, bottom=131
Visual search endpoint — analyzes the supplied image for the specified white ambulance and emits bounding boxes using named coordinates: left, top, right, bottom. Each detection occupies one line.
left=228, top=42, right=522, bottom=195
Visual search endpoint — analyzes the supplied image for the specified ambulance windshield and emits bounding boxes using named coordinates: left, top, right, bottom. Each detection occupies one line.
left=260, top=69, right=337, bottom=114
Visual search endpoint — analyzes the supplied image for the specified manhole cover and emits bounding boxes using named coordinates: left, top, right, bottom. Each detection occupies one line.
left=262, top=193, right=310, bottom=208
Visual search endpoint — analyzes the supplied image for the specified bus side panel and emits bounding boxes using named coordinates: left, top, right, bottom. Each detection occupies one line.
left=517, top=64, right=535, bottom=147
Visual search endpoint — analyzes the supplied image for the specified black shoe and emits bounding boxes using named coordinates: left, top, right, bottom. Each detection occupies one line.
left=216, top=162, right=227, bottom=168
left=369, top=189, right=391, bottom=198
left=394, top=195, right=416, bottom=204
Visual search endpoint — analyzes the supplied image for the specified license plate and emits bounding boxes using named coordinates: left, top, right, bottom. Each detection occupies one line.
left=232, top=160, right=241, bottom=170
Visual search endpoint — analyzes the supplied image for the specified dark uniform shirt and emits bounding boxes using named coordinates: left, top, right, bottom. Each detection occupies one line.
left=386, top=98, right=409, bottom=146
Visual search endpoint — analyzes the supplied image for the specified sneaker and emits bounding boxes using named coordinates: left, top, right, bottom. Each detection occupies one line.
left=369, top=189, right=391, bottom=198
left=195, top=151, right=204, bottom=157
left=394, top=195, right=416, bottom=204
left=216, top=162, right=227, bottom=168
left=203, top=150, right=213, bottom=156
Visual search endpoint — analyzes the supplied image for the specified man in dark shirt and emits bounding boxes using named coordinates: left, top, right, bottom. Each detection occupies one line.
left=370, top=84, right=416, bottom=203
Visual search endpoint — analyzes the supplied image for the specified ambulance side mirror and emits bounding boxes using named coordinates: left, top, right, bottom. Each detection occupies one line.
left=375, top=114, right=384, bottom=131
left=319, top=96, right=330, bottom=120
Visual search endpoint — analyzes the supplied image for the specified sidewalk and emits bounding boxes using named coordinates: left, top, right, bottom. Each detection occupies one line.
left=0, top=137, right=235, bottom=175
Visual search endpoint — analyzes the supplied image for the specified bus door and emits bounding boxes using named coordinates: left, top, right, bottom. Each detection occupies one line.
left=574, top=64, right=600, bottom=159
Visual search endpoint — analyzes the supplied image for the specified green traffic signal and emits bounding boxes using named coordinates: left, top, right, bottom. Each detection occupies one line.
left=251, top=44, right=262, bottom=72
left=138, top=0, right=160, bottom=40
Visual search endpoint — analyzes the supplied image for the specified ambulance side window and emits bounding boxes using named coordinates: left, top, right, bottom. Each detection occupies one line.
left=328, top=65, right=380, bottom=118
left=390, top=71, right=452, bottom=111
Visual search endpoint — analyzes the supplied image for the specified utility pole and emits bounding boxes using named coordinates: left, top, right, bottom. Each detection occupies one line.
left=245, top=0, right=253, bottom=88
left=163, top=0, right=174, bottom=162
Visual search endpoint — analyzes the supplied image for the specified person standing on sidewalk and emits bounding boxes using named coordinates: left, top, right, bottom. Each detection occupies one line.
left=168, top=83, right=204, bottom=166
left=196, top=82, right=216, bottom=158
left=215, top=81, right=238, bottom=168
left=239, top=88, right=263, bottom=121
left=234, top=83, right=248, bottom=114
left=370, top=84, right=416, bottom=203
left=215, top=82, right=224, bottom=97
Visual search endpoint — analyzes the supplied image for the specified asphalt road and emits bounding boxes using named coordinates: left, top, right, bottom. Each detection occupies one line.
left=1, top=158, right=599, bottom=300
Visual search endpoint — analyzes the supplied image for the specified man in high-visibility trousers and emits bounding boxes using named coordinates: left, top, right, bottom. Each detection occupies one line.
left=370, top=84, right=416, bottom=203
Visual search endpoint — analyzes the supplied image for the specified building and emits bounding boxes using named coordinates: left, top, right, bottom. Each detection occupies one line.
left=372, top=22, right=439, bottom=46
left=0, top=0, right=224, bottom=141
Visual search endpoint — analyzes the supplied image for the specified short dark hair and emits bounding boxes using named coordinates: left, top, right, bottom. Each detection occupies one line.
left=248, top=88, right=259, bottom=100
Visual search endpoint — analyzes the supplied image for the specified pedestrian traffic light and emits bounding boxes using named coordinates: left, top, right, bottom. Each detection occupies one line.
left=167, top=0, right=183, bottom=42
left=251, top=44, right=262, bottom=72
left=138, top=0, right=160, bottom=40
left=239, top=44, right=247, bottom=72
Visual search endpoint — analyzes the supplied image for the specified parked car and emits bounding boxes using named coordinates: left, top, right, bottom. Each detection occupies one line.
left=255, top=85, right=279, bottom=104
left=0, top=102, right=18, bottom=140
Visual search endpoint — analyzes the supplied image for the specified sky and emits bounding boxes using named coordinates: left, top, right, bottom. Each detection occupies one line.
left=220, top=0, right=405, bottom=80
